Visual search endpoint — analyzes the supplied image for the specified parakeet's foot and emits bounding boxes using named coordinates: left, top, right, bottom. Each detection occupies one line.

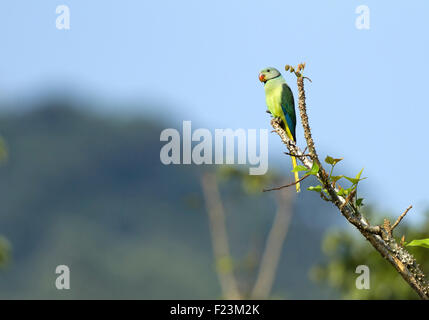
left=273, top=117, right=282, bottom=125
left=273, top=117, right=286, bottom=130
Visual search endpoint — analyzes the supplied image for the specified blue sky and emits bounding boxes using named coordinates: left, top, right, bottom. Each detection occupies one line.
left=1, top=0, right=429, bottom=218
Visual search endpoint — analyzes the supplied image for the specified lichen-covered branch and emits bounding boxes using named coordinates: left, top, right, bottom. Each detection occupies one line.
left=269, top=68, right=429, bottom=300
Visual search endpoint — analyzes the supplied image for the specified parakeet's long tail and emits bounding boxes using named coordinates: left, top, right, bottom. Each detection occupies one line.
left=291, top=156, right=301, bottom=193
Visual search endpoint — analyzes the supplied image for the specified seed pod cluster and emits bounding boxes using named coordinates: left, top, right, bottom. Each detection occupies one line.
left=285, top=63, right=306, bottom=78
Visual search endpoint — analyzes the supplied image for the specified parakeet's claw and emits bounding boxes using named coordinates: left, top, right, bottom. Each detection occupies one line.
left=273, top=116, right=282, bottom=124
left=273, top=117, right=285, bottom=129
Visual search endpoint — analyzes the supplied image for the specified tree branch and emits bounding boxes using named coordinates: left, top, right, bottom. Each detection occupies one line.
left=251, top=188, right=294, bottom=299
left=201, top=172, right=242, bottom=300
left=269, top=69, right=429, bottom=300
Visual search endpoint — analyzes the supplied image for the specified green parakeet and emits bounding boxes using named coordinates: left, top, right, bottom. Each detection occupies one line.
left=259, top=67, right=300, bottom=192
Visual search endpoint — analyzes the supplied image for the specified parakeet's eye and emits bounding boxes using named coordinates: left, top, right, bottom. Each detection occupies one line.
left=267, top=69, right=270, bottom=72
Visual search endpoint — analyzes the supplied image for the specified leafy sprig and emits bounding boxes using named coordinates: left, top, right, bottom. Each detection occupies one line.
left=293, top=155, right=366, bottom=208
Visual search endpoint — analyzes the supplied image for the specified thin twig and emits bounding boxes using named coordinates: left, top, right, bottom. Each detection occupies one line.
left=263, top=175, right=309, bottom=192
left=340, top=189, right=357, bottom=210
left=284, top=152, right=311, bottom=158
left=391, top=205, right=413, bottom=232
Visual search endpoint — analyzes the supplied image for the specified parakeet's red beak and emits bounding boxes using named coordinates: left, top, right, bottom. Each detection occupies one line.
left=259, top=73, right=266, bottom=83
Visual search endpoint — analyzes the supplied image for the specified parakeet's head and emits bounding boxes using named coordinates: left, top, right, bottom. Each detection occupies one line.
left=259, top=67, right=281, bottom=83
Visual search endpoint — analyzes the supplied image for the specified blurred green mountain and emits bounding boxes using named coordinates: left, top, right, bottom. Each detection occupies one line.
left=0, top=99, right=343, bottom=299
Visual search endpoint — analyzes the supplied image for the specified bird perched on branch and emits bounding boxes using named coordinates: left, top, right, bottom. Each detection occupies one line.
left=259, top=67, right=300, bottom=192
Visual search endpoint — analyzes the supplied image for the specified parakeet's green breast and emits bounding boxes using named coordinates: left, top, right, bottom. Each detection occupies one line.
left=264, top=76, right=287, bottom=124
left=263, top=74, right=297, bottom=141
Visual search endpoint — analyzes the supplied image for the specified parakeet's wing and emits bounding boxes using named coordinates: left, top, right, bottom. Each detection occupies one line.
left=280, top=83, right=297, bottom=141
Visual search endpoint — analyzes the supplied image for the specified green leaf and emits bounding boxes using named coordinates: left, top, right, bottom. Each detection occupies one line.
left=337, top=188, right=346, bottom=197
left=325, top=156, right=343, bottom=166
left=330, top=175, right=344, bottom=183
left=355, top=168, right=364, bottom=180
left=337, top=187, right=353, bottom=197
left=343, top=168, right=366, bottom=185
left=356, top=198, right=364, bottom=207
left=308, top=162, right=319, bottom=176
left=291, top=165, right=308, bottom=173
left=344, top=176, right=359, bottom=184
left=406, top=239, right=429, bottom=249
left=308, top=185, right=322, bottom=192
left=344, top=176, right=366, bottom=185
